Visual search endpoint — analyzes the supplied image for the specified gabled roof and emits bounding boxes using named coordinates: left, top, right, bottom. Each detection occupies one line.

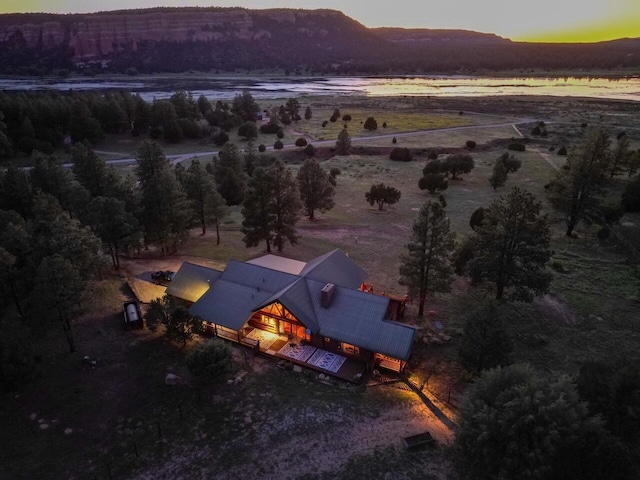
left=255, top=277, right=319, bottom=333
left=175, top=250, right=415, bottom=360
left=166, top=262, right=222, bottom=303
left=247, top=254, right=306, bottom=275
left=300, top=249, right=368, bottom=289
left=306, top=279, right=417, bottom=360
left=188, top=260, right=298, bottom=331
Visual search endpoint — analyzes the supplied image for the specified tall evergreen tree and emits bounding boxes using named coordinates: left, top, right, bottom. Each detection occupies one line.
left=455, top=365, right=615, bottom=480
left=31, top=154, right=90, bottom=217
left=304, top=105, right=313, bottom=120
left=231, top=91, right=260, bottom=122
left=489, top=156, right=508, bottom=190
left=297, top=158, right=335, bottom=219
left=399, top=200, right=455, bottom=316
left=270, top=160, right=301, bottom=251
left=0, top=163, right=32, bottom=218
left=31, top=255, right=86, bottom=353
left=335, top=128, right=352, bottom=155
left=70, top=143, right=109, bottom=197
left=135, top=141, right=191, bottom=254
left=285, top=98, right=301, bottom=120
left=87, top=196, right=141, bottom=269
left=548, top=128, right=611, bottom=236
left=184, top=159, right=228, bottom=242
left=242, top=161, right=300, bottom=253
left=241, top=167, right=276, bottom=252
left=213, top=143, right=247, bottom=206
left=469, top=186, right=552, bottom=301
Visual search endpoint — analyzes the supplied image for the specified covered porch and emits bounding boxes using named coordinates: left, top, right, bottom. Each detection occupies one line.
left=243, top=327, right=367, bottom=383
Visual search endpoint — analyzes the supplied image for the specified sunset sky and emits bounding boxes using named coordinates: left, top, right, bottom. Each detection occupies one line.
left=1, top=0, right=638, bottom=43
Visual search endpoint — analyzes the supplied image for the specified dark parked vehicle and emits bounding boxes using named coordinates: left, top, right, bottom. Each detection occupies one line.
left=151, top=270, right=175, bottom=285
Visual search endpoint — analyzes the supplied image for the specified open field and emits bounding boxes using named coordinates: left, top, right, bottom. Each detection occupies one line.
left=2, top=93, right=639, bottom=479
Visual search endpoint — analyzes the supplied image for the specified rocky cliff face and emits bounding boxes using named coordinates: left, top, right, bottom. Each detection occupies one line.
left=0, top=8, right=351, bottom=59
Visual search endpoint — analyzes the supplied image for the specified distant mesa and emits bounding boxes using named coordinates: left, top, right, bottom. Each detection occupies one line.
left=0, top=7, right=638, bottom=75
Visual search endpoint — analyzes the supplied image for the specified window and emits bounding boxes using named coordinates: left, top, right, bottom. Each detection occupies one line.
left=342, top=342, right=360, bottom=356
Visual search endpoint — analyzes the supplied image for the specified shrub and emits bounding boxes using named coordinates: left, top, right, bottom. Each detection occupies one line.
left=274, top=139, right=283, bottom=150
left=465, top=140, right=476, bottom=149
left=549, top=146, right=555, bottom=152
left=557, top=146, right=567, bottom=156
left=392, top=137, right=397, bottom=144
left=581, top=122, right=588, bottom=128
left=303, top=143, right=315, bottom=156
left=616, top=131, right=626, bottom=140
left=276, top=129, right=284, bottom=139
left=389, top=147, right=412, bottom=162
left=418, top=174, right=448, bottom=193
left=459, top=111, right=464, bottom=115
left=295, top=137, right=308, bottom=147
left=330, top=167, right=341, bottom=177
left=458, top=303, right=512, bottom=374
left=507, top=142, right=525, bottom=152
left=382, top=122, right=387, bottom=128
left=237, top=121, right=258, bottom=140
left=423, top=159, right=442, bottom=175
left=342, top=114, right=352, bottom=121
left=532, top=125, right=542, bottom=136
left=186, top=339, right=232, bottom=381
left=260, top=123, right=280, bottom=134
left=442, top=153, right=474, bottom=179
left=329, top=115, right=338, bottom=123
left=363, top=116, right=378, bottom=131
left=213, top=131, right=229, bottom=146
left=427, top=149, right=439, bottom=160
left=322, top=121, right=327, bottom=127
left=258, top=144, right=266, bottom=153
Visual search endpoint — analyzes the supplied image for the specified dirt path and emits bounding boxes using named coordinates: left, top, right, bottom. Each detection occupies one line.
left=60, top=116, right=532, bottom=168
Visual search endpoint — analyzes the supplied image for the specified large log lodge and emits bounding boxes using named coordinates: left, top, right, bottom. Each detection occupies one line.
left=167, top=250, right=417, bottom=381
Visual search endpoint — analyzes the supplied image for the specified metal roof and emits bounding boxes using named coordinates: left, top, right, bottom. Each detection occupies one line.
left=300, top=249, right=368, bottom=289
left=189, top=280, right=273, bottom=331
left=246, top=254, right=307, bottom=275
left=306, top=279, right=417, bottom=360
left=166, top=262, right=222, bottom=303
left=181, top=249, right=415, bottom=360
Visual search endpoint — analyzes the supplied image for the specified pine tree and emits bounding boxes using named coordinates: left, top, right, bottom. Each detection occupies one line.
left=547, top=128, right=611, bottom=236
left=135, top=141, right=191, bottom=254
left=242, top=161, right=300, bottom=252
left=270, top=160, right=301, bottom=251
left=489, top=157, right=508, bottom=190
left=213, top=143, right=247, bottom=206
left=399, top=200, right=455, bottom=316
left=297, top=158, right=335, bottom=219
left=469, top=187, right=552, bottom=300
left=365, top=183, right=401, bottom=211
left=335, top=128, right=352, bottom=155
left=70, top=143, right=109, bottom=197
left=241, top=167, right=276, bottom=252
left=184, top=159, right=228, bottom=242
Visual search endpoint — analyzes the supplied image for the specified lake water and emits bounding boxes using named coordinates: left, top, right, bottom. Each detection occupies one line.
left=0, top=75, right=639, bottom=102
